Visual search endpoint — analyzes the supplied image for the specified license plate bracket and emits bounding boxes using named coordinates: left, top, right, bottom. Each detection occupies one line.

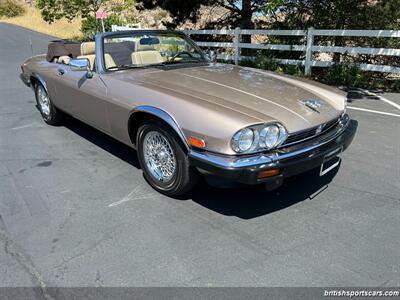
left=320, top=146, right=343, bottom=176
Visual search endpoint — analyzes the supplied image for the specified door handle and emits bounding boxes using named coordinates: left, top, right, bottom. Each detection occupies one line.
left=57, top=68, right=65, bottom=76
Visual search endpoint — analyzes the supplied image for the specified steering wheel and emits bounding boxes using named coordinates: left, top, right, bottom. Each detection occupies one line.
left=170, top=51, right=195, bottom=61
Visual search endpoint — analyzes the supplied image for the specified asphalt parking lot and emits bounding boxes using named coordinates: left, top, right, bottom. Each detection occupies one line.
left=0, top=23, right=399, bottom=294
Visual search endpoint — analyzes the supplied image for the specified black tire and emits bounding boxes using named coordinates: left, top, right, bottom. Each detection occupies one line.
left=34, top=82, right=63, bottom=125
left=137, top=121, right=200, bottom=197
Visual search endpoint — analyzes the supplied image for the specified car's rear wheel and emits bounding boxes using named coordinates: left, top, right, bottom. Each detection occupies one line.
left=137, top=121, right=199, bottom=197
left=35, top=83, right=62, bottom=125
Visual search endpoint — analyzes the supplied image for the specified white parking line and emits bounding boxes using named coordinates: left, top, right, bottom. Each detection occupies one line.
left=11, top=124, right=34, bottom=130
left=348, top=106, right=400, bottom=118
left=107, top=186, right=154, bottom=207
left=108, top=188, right=138, bottom=207
left=360, top=89, right=400, bottom=110
left=11, top=123, right=44, bottom=130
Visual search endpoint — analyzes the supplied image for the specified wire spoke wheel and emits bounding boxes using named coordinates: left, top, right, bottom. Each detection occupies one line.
left=37, top=85, right=50, bottom=117
left=143, top=131, right=177, bottom=182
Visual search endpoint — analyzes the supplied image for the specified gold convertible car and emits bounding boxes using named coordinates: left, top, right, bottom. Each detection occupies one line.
left=20, top=30, right=357, bottom=196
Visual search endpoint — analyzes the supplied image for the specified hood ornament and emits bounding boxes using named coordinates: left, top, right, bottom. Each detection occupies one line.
left=315, top=124, right=324, bottom=134
left=299, top=99, right=322, bottom=113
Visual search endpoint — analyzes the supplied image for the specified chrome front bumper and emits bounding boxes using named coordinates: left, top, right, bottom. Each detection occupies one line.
left=188, top=116, right=357, bottom=186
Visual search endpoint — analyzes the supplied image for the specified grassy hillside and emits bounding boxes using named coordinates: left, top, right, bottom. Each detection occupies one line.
left=0, top=3, right=81, bottom=39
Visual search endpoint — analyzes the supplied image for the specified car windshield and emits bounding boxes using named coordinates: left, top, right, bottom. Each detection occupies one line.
left=103, top=32, right=208, bottom=71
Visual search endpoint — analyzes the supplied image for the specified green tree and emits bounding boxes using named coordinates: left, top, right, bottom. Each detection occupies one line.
left=270, top=0, right=400, bottom=61
left=81, top=14, right=124, bottom=37
left=136, top=0, right=284, bottom=29
left=36, top=0, right=104, bottom=23
left=36, top=0, right=135, bottom=36
left=269, top=0, right=400, bottom=30
left=135, top=0, right=283, bottom=54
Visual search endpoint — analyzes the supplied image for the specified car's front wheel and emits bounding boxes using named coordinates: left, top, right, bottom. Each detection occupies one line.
left=137, top=121, right=199, bottom=197
left=35, top=83, right=63, bottom=125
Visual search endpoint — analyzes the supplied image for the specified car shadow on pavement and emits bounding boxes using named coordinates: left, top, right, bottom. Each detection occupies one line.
left=61, top=115, right=339, bottom=219
left=190, top=166, right=339, bottom=219
left=62, top=116, right=141, bottom=169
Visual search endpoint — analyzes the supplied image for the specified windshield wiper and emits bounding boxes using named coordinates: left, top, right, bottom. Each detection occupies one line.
left=106, top=65, right=145, bottom=71
left=143, top=60, right=206, bottom=68
left=107, top=60, right=206, bottom=71
left=164, top=59, right=204, bottom=64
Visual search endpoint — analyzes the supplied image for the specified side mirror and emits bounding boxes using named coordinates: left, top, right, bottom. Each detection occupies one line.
left=70, top=58, right=93, bottom=78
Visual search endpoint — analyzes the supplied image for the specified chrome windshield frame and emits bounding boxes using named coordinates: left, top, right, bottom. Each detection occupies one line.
left=95, top=30, right=208, bottom=74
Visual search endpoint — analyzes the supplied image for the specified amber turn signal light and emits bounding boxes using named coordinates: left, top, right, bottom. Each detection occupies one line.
left=188, top=136, right=206, bottom=148
left=257, top=168, right=280, bottom=179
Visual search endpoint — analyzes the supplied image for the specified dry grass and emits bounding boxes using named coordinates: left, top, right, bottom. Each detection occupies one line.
left=0, top=5, right=81, bottom=39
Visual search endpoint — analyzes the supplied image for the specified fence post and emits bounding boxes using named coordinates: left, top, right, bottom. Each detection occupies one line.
left=305, top=27, right=314, bottom=76
left=234, top=27, right=240, bottom=65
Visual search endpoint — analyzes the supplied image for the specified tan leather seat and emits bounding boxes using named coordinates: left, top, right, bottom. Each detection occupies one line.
left=104, top=53, right=117, bottom=69
left=78, top=42, right=96, bottom=70
left=131, top=43, right=163, bottom=65
left=78, top=42, right=116, bottom=70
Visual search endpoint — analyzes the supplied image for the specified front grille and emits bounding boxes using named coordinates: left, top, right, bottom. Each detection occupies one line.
left=282, top=117, right=339, bottom=147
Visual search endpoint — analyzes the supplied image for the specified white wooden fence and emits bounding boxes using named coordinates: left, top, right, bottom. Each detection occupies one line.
left=183, top=28, right=400, bottom=75
left=111, top=24, right=142, bottom=31
left=110, top=25, right=400, bottom=75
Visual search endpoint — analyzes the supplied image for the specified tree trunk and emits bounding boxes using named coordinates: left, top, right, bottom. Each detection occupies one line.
left=240, top=0, right=253, bottom=57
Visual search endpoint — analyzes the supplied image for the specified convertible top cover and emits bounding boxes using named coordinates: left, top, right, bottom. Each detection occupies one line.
left=46, top=40, right=81, bottom=62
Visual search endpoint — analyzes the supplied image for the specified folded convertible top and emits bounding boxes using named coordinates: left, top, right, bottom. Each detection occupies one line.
left=46, top=40, right=81, bottom=62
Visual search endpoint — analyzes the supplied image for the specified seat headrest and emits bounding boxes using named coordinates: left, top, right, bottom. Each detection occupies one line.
left=58, top=56, right=71, bottom=64
left=80, top=42, right=95, bottom=55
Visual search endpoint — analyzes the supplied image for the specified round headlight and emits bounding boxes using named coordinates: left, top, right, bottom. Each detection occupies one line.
left=232, top=128, right=254, bottom=152
left=259, top=125, right=280, bottom=149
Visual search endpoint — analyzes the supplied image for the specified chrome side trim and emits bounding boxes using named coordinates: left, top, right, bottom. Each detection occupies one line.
left=130, top=106, right=190, bottom=150
left=189, top=117, right=350, bottom=169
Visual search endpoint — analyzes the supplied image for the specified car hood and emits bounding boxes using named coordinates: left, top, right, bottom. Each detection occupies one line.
left=115, top=63, right=346, bottom=133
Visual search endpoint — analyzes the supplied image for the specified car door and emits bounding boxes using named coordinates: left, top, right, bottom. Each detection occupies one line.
left=52, top=64, right=110, bottom=133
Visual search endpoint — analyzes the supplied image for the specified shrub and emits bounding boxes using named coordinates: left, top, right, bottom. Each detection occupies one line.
left=282, top=64, right=303, bottom=76
left=323, top=63, right=368, bottom=87
left=370, top=78, right=386, bottom=90
left=254, top=55, right=279, bottom=71
left=390, top=79, right=400, bottom=91
left=239, top=59, right=257, bottom=68
left=0, top=0, right=25, bottom=18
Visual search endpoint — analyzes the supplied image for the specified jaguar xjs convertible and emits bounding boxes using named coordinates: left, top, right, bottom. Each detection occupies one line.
left=20, top=30, right=357, bottom=196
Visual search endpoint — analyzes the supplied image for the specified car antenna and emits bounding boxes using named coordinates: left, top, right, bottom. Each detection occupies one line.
left=29, top=35, right=33, bottom=56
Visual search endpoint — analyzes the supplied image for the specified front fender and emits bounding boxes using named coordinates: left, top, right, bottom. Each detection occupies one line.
left=128, top=105, right=190, bottom=151
left=30, top=73, right=48, bottom=92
